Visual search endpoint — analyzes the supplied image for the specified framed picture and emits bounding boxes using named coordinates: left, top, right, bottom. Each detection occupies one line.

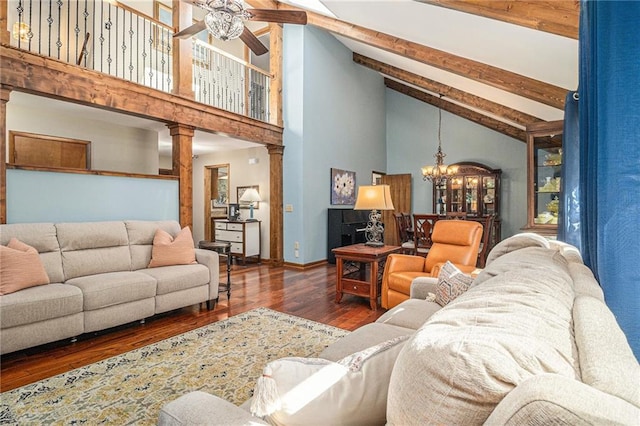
left=237, top=185, right=260, bottom=209
left=372, top=171, right=386, bottom=185
left=331, top=168, right=356, bottom=205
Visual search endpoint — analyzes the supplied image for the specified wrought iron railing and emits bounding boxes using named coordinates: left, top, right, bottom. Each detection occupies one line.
left=7, top=0, right=270, bottom=122
left=192, top=40, right=270, bottom=122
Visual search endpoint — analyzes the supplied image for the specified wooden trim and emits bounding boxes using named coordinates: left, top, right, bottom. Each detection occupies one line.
left=278, top=4, right=567, bottom=110
left=8, top=131, right=91, bottom=169
left=354, top=53, right=543, bottom=128
left=0, top=0, right=9, bottom=46
left=416, top=1, right=579, bottom=39
left=0, top=85, right=10, bottom=224
left=269, top=23, right=283, bottom=127
left=385, top=78, right=526, bottom=142
left=283, top=259, right=328, bottom=270
left=6, top=164, right=179, bottom=180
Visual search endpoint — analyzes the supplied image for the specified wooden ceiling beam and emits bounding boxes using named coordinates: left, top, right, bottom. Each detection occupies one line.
left=278, top=4, right=567, bottom=110
left=354, top=53, right=542, bottom=128
left=385, top=78, right=526, bottom=142
left=415, top=1, right=579, bottom=39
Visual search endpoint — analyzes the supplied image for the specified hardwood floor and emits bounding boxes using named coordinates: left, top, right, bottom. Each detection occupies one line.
left=0, top=262, right=385, bottom=392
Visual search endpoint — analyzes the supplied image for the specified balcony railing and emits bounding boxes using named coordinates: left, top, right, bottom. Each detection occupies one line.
left=6, top=0, right=270, bottom=122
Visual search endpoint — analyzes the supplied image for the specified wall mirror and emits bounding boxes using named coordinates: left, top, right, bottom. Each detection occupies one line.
left=204, top=164, right=229, bottom=241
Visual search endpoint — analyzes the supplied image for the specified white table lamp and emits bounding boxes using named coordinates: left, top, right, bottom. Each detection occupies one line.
left=239, top=188, right=261, bottom=221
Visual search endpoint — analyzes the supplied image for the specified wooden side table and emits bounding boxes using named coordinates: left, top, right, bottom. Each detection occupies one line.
left=332, top=244, right=401, bottom=310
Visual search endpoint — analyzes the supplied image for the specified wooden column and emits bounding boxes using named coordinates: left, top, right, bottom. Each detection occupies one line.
left=267, top=144, right=284, bottom=266
left=0, top=0, right=9, bottom=46
left=269, top=23, right=283, bottom=127
left=168, top=123, right=194, bottom=229
left=0, top=86, right=11, bottom=224
left=172, top=0, right=194, bottom=98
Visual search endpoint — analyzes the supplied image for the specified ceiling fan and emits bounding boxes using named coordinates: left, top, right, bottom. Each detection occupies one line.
left=174, top=0, right=307, bottom=56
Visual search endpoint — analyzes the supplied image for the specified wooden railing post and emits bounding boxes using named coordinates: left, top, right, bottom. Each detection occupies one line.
left=168, top=123, right=194, bottom=229
left=267, top=144, right=284, bottom=266
left=172, top=0, right=194, bottom=98
left=0, top=0, right=9, bottom=46
left=0, top=85, right=10, bottom=224
left=269, top=23, right=283, bottom=127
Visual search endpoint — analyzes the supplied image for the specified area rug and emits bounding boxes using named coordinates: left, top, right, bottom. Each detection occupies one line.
left=0, top=308, right=349, bottom=425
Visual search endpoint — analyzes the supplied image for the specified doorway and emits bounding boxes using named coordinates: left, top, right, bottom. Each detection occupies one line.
left=204, top=164, right=230, bottom=241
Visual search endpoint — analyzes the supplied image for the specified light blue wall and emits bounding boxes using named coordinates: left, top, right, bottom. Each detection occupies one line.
left=386, top=90, right=527, bottom=238
left=6, top=169, right=179, bottom=223
left=283, top=26, right=386, bottom=264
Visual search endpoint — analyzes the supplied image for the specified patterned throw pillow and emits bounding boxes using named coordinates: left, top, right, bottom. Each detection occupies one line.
left=148, top=226, right=197, bottom=267
left=434, top=261, right=473, bottom=306
left=0, top=238, right=50, bottom=295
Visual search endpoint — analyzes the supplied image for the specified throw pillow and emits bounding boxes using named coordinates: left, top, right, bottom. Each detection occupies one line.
left=0, top=238, right=50, bottom=295
left=250, top=335, right=409, bottom=425
left=148, top=226, right=197, bottom=268
left=434, top=261, right=473, bottom=306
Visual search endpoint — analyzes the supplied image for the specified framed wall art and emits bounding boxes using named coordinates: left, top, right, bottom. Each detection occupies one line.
left=237, top=185, right=260, bottom=209
left=330, top=168, right=356, bottom=205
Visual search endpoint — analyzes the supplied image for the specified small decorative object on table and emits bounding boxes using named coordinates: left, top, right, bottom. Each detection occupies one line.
left=354, top=185, right=395, bottom=247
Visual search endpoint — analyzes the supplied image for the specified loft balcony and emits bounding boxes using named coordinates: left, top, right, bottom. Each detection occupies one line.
left=4, top=0, right=272, bottom=123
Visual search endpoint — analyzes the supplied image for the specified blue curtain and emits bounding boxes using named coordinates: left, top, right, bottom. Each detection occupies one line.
left=579, top=0, right=640, bottom=359
left=558, top=91, right=581, bottom=252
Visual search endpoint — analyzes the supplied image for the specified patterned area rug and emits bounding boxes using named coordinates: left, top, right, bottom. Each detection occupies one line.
left=0, top=308, right=349, bottom=425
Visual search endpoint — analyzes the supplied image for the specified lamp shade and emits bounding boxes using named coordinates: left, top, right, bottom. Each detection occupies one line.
left=354, top=185, right=395, bottom=211
left=239, top=188, right=261, bottom=203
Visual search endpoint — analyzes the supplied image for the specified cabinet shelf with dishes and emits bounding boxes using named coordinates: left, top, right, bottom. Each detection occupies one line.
left=524, top=120, right=564, bottom=236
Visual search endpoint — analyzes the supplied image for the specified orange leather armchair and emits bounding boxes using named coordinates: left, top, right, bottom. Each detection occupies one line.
left=381, top=220, right=483, bottom=309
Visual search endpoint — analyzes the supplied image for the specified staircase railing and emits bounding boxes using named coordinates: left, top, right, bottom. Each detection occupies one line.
left=6, top=0, right=270, bottom=122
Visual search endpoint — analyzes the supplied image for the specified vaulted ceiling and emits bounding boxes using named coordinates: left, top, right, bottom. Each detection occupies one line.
left=273, top=0, right=579, bottom=142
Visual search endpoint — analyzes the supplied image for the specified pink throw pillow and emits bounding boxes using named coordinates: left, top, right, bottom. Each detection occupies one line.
left=0, top=238, right=51, bottom=295
left=148, top=226, right=197, bottom=268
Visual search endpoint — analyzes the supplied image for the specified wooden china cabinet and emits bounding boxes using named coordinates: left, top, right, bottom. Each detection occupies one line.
left=523, top=120, right=564, bottom=237
left=433, top=161, right=502, bottom=249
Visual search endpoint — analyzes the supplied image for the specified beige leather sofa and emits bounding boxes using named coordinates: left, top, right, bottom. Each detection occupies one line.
left=0, top=220, right=219, bottom=355
left=159, top=233, right=639, bottom=425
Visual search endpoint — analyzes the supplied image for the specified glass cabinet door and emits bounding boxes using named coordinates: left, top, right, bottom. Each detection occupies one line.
left=434, top=182, right=447, bottom=215
left=450, top=177, right=463, bottom=212
left=525, top=120, right=563, bottom=236
left=533, top=138, right=562, bottom=225
left=464, top=176, right=479, bottom=216
left=482, top=177, right=496, bottom=216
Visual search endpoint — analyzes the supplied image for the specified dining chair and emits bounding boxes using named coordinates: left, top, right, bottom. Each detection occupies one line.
left=412, top=214, right=440, bottom=257
left=476, top=214, right=496, bottom=268
left=394, top=212, right=415, bottom=254
left=445, top=211, right=468, bottom=220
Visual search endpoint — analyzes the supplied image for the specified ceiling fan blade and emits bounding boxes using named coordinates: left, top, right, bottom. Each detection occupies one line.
left=240, top=27, right=269, bottom=56
left=174, top=20, right=207, bottom=39
left=246, top=9, right=307, bottom=25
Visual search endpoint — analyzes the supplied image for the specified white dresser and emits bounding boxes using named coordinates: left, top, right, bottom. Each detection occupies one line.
left=214, top=220, right=261, bottom=264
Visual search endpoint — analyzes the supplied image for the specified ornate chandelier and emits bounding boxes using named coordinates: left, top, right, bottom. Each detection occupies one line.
left=421, top=95, right=456, bottom=185
left=204, top=0, right=250, bottom=41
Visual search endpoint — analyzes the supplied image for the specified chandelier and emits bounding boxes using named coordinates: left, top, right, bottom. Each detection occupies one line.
left=204, top=0, right=250, bottom=41
left=421, top=95, right=456, bottom=185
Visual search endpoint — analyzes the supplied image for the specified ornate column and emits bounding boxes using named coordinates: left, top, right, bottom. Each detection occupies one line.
left=267, top=144, right=284, bottom=266
left=0, top=85, right=11, bottom=224
left=168, top=123, right=195, bottom=229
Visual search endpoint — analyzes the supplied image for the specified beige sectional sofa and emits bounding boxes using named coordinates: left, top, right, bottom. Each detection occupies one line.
left=159, top=233, right=640, bottom=425
left=0, top=220, right=219, bottom=355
